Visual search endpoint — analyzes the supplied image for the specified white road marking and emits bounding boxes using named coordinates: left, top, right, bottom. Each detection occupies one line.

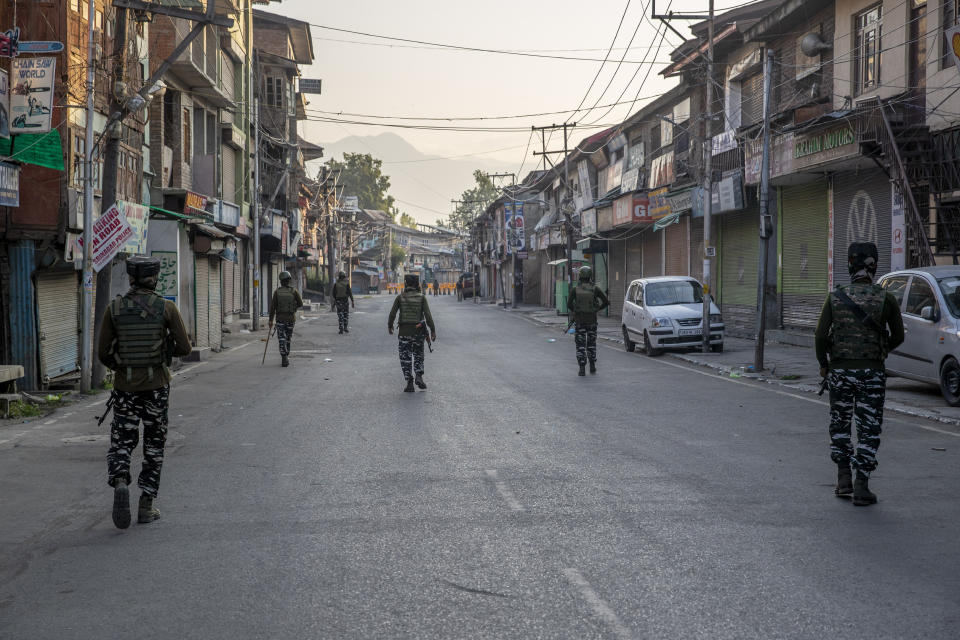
left=601, top=344, right=960, bottom=438
left=42, top=419, right=56, bottom=425
left=172, top=363, right=204, bottom=378
left=85, top=400, right=102, bottom=408
left=230, top=340, right=257, bottom=352
left=562, top=568, right=633, bottom=640
left=485, top=469, right=525, bottom=512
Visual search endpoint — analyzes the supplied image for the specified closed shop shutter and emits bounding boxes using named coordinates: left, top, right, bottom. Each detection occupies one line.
left=608, top=239, right=627, bottom=317
left=664, top=216, right=689, bottom=276
left=223, top=259, right=234, bottom=316
left=195, top=255, right=209, bottom=347
left=832, top=170, right=892, bottom=286
left=719, top=206, right=759, bottom=334
left=209, top=258, right=222, bottom=350
left=626, top=233, right=643, bottom=283
left=222, top=145, right=237, bottom=205
left=643, top=228, right=661, bottom=277
left=36, top=272, right=79, bottom=382
left=781, top=180, right=829, bottom=330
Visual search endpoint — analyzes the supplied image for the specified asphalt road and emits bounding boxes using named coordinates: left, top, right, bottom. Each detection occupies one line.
left=1, top=294, right=958, bottom=639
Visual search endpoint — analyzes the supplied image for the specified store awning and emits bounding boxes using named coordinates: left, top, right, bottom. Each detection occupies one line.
left=547, top=259, right=568, bottom=266
left=149, top=206, right=207, bottom=223
left=0, top=130, right=65, bottom=171
left=195, top=223, right=234, bottom=239
left=654, top=212, right=682, bottom=230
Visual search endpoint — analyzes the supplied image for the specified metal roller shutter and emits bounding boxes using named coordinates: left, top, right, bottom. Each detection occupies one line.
left=195, top=255, right=209, bottom=347
left=719, top=207, right=759, bottom=334
left=643, top=228, right=661, bottom=277
left=222, top=146, right=237, bottom=205
left=664, top=216, right=689, bottom=276
left=781, top=180, right=829, bottom=330
left=607, top=239, right=627, bottom=317
left=209, top=258, right=222, bottom=350
left=832, top=170, right=892, bottom=285
left=626, top=233, right=643, bottom=284
left=36, top=272, right=80, bottom=382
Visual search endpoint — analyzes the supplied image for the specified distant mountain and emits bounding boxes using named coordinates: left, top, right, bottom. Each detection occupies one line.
left=320, top=132, right=507, bottom=224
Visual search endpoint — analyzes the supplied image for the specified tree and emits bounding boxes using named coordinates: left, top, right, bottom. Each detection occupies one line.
left=399, top=212, right=418, bottom=229
left=326, top=153, right=397, bottom=218
left=390, top=243, right=406, bottom=270
left=450, top=170, right=501, bottom=230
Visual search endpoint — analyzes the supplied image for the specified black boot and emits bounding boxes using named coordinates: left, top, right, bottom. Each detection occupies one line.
left=404, top=378, right=415, bottom=393
left=835, top=465, right=853, bottom=496
left=578, top=363, right=586, bottom=377
left=589, top=360, right=597, bottom=374
left=111, top=480, right=131, bottom=529
left=281, top=355, right=289, bottom=367
left=343, top=327, right=349, bottom=333
left=415, top=374, right=427, bottom=389
left=853, top=472, right=877, bottom=506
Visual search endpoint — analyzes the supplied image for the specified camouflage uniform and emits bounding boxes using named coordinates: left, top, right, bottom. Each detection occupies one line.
left=275, top=321, right=293, bottom=357
left=388, top=281, right=436, bottom=389
left=107, top=386, right=170, bottom=497
left=567, top=273, right=609, bottom=372
left=335, top=299, right=350, bottom=332
left=269, top=280, right=303, bottom=366
left=332, top=275, right=354, bottom=333
left=828, top=368, right=886, bottom=474
left=574, top=324, right=598, bottom=365
left=397, top=335, right=425, bottom=379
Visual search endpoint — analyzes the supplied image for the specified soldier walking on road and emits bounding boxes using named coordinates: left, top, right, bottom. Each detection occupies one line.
left=98, top=256, right=193, bottom=529
left=567, top=266, right=610, bottom=377
left=269, top=270, right=304, bottom=367
left=815, top=242, right=904, bottom=506
left=388, top=274, right=436, bottom=393
left=332, top=271, right=355, bottom=334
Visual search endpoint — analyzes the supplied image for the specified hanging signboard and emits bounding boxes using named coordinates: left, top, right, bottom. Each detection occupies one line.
left=0, top=161, right=19, bottom=206
left=153, top=251, right=178, bottom=303
left=119, top=201, right=149, bottom=254
left=0, top=69, right=8, bottom=139
left=76, top=203, right=133, bottom=272
left=581, top=208, right=597, bottom=235
left=299, top=79, right=322, bottom=94
left=10, top=57, right=54, bottom=133
left=184, top=190, right=209, bottom=215
left=511, top=202, right=525, bottom=251
left=343, top=195, right=359, bottom=211
left=632, top=196, right=652, bottom=223
left=613, top=193, right=633, bottom=226
left=891, top=183, right=906, bottom=271
left=649, top=187, right=672, bottom=219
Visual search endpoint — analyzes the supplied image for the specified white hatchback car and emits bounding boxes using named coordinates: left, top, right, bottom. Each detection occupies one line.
left=621, top=276, right=724, bottom=355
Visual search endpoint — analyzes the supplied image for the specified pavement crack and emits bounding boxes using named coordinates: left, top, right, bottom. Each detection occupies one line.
left=438, top=578, right=510, bottom=598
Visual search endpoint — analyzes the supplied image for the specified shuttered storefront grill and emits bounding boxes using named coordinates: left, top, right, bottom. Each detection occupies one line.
left=664, top=216, right=689, bottom=276
left=781, top=180, right=829, bottom=330
left=195, top=255, right=210, bottom=348
left=209, top=258, right=222, bottom=350
left=36, top=272, right=80, bottom=382
left=607, top=239, right=626, bottom=317
left=719, top=206, right=759, bottom=334
left=643, top=229, right=661, bottom=277
left=832, top=170, right=892, bottom=286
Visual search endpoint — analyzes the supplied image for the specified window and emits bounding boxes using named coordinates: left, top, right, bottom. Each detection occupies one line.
left=264, top=76, right=283, bottom=108
left=905, top=277, right=937, bottom=316
left=853, top=5, right=882, bottom=96
left=626, top=283, right=637, bottom=304
left=645, top=281, right=703, bottom=306
left=937, top=275, right=960, bottom=317
left=183, top=108, right=191, bottom=165
left=634, top=285, right=644, bottom=305
left=740, top=72, right=764, bottom=127
left=882, top=275, right=909, bottom=307
left=163, top=90, right=176, bottom=147
left=72, top=134, right=85, bottom=186
left=71, top=0, right=80, bottom=12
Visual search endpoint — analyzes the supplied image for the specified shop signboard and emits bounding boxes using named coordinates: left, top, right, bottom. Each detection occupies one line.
left=577, top=159, right=592, bottom=211
left=649, top=151, right=675, bottom=189
left=793, top=124, right=857, bottom=170
left=581, top=208, right=597, bottom=235
left=621, top=167, right=640, bottom=193
left=744, top=132, right=793, bottom=184
left=0, top=161, right=19, bottom=205
left=613, top=193, right=633, bottom=226
left=649, top=187, right=671, bottom=219
left=10, top=57, right=55, bottom=133
left=597, top=206, right=613, bottom=232
left=153, top=250, right=178, bottom=304
left=633, top=196, right=652, bottom=223
left=667, top=189, right=693, bottom=214
left=0, top=69, right=9, bottom=138
left=185, top=190, right=208, bottom=215
left=119, top=201, right=149, bottom=254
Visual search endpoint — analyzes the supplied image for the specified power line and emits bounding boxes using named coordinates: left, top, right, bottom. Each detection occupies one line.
left=565, top=0, right=634, bottom=123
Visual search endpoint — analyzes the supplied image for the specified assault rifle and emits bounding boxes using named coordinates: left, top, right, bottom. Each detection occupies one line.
left=96, top=390, right=117, bottom=427
left=416, top=321, right=433, bottom=353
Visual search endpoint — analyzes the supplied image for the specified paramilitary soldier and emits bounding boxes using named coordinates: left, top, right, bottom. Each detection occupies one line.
left=269, top=270, right=304, bottom=367
left=98, top=255, right=192, bottom=529
left=815, top=242, right=904, bottom=506
left=332, top=271, right=355, bottom=334
left=567, top=266, right=610, bottom=377
left=388, top=274, right=437, bottom=392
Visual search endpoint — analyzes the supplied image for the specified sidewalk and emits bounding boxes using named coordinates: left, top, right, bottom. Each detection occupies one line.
left=498, top=304, right=960, bottom=426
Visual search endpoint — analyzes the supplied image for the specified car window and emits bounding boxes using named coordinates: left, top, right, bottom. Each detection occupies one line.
left=626, top=284, right=637, bottom=303
left=937, top=276, right=960, bottom=318
left=635, top=285, right=644, bottom=305
left=881, top=276, right=909, bottom=307
left=905, top=277, right=938, bottom=317
left=645, top=281, right=703, bottom=306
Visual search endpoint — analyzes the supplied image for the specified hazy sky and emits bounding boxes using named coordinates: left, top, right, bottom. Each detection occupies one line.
left=264, top=1, right=738, bottom=221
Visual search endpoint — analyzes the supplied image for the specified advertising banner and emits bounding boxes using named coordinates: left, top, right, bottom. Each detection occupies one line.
left=153, top=251, right=178, bottom=303
left=632, top=196, right=652, bottom=223
left=119, top=201, right=149, bottom=254
left=185, top=190, right=208, bottom=215
left=0, top=69, right=9, bottom=138
left=891, top=183, right=906, bottom=271
left=613, top=193, right=633, bottom=226
left=577, top=159, right=591, bottom=210
left=80, top=204, right=133, bottom=272
left=10, top=57, right=54, bottom=133
left=649, top=187, right=672, bottom=219
left=649, top=151, right=675, bottom=189
left=581, top=208, right=597, bottom=235
left=0, top=161, right=19, bottom=206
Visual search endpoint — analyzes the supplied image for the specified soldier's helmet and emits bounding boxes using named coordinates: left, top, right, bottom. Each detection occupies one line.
left=847, top=242, right=879, bottom=276
left=338, top=271, right=347, bottom=279
left=279, top=270, right=292, bottom=282
left=404, top=274, right=420, bottom=289
left=578, top=266, right=593, bottom=282
left=126, top=255, right=161, bottom=288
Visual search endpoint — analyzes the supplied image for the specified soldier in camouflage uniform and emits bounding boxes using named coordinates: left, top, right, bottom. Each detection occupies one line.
left=98, top=256, right=193, bottom=529
left=567, top=266, right=610, bottom=377
left=269, top=270, right=304, bottom=367
left=815, top=242, right=904, bottom=506
left=331, top=271, right=355, bottom=334
left=388, top=274, right=436, bottom=392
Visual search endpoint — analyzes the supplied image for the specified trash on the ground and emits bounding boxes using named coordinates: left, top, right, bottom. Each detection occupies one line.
left=547, top=338, right=556, bottom=343
left=566, top=327, right=575, bottom=334
left=932, top=447, right=947, bottom=451
left=323, top=358, right=334, bottom=362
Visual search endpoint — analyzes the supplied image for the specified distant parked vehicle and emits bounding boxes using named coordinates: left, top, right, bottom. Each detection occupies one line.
left=459, top=273, right=476, bottom=299
left=878, top=266, right=960, bottom=405
left=621, top=276, right=724, bottom=355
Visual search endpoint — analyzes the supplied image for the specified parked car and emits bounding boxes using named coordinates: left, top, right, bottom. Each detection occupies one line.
left=878, top=266, right=960, bottom=405
left=459, top=273, right=476, bottom=298
left=621, top=276, right=724, bottom=355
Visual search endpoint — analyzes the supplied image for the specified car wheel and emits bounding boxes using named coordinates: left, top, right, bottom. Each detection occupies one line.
left=940, top=357, right=960, bottom=406
left=622, top=326, right=636, bottom=352
left=711, top=343, right=724, bottom=353
left=643, top=330, right=661, bottom=357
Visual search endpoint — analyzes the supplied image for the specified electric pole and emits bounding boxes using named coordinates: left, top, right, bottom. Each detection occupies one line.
left=754, top=49, right=774, bottom=371
left=253, top=92, right=261, bottom=329
left=79, top=0, right=97, bottom=392
left=532, top=123, right=577, bottom=287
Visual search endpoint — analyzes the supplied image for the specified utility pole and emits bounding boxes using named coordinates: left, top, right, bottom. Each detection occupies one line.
left=253, top=92, right=262, bottom=329
left=754, top=49, right=774, bottom=371
left=483, top=173, right=517, bottom=307
left=532, top=123, right=577, bottom=286
left=79, top=0, right=97, bottom=392
left=701, top=0, right=715, bottom=354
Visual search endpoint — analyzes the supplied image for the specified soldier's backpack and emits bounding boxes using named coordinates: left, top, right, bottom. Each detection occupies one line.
left=572, top=283, right=598, bottom=315
left=275, top=287, right=299, bottom=314
left=829, top=283, right=887, bottom=361
left=110, top=293, right=167, bottom=382
left=399, top=292, right=425, bottom=325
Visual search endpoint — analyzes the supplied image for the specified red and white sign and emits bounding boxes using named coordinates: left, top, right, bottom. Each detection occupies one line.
left=185, top=190, right=208, bottom=215
left=633, top=196, right=652, bottom=223
left=79, top=204, right=133, bottom=272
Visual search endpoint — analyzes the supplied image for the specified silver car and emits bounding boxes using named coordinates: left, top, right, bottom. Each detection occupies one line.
left=878, top=266, right=960, bottom=405
left=621, top=276, right=724, bottom=356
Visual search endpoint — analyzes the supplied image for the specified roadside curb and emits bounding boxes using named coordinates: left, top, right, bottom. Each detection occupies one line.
left=509, top=306, right=960, bottom=428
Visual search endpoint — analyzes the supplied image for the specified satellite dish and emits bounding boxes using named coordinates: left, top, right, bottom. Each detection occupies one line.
left=801, top=33, right=832, bottom=58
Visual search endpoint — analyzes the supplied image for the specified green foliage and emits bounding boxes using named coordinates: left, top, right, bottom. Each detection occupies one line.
left=326, top=153, right=398, bottom=216
left=399, top=212, right=418, bottom=229
left=450, top=170, right=500, bottom=230
left=390, top=243, right=406, bottom=270
left=6, top=400, right=41, bottom=419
